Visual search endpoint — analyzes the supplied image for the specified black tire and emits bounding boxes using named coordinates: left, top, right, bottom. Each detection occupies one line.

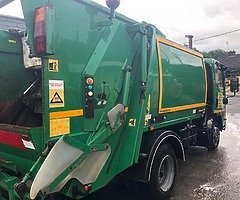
left=207, top=125, right=220, bottom=151
left=148, top=144, right=178, bottom=200
left=48, top=193, right=70, bottom=200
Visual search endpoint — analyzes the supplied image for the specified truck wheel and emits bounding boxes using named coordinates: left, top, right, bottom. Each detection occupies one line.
left=149, top=144, right=178, bottom=200
left=207, top=126, right=220, bottom=151
left=48, top=193, right=69, bottom=200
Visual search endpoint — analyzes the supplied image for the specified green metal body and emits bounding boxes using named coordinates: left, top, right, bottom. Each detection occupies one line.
left=0, top=0, right=227, bottom=199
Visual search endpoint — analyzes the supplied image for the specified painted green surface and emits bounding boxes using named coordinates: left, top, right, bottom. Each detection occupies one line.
left=0, top=30, right=22, bottom=53
left=0, top=30, right=35, bottom=102
left=160, top=43, right=206, bottom=108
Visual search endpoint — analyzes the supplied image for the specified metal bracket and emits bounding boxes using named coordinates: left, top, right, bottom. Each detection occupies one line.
left=107, top=104, right=125, bottom=132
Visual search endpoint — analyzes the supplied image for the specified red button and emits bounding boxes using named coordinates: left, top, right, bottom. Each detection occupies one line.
left=86, top=78, right=94, bottom=85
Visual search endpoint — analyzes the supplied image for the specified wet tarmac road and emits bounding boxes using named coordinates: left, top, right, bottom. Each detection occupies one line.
left=171, top=93, right=240, bottom=200
left=84, top=93, right=240, bottom=200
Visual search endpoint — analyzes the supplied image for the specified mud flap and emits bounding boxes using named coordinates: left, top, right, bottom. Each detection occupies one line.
left=30, top=137, right=111, bottom=199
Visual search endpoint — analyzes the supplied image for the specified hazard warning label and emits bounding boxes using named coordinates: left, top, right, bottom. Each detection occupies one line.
left=49, top=80, right=64, bottom=108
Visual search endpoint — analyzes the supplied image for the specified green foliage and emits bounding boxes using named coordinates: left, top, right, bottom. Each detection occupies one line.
left=202, top=49, right=228, bottom=59
left=203, top=49, right=240, bottom=77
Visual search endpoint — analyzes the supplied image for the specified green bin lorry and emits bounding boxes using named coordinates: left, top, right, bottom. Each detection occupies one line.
left=0, top=0, right=238, bottom=199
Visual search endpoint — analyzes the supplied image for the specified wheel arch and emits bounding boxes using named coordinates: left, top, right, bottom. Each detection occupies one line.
left=213, top=114, right=224, bottom=131
left=146, top=130, right=185, bottom=181
left=122, top=130, right=185, bottom=182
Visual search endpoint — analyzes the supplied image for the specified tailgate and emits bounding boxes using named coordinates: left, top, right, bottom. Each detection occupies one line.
left=0, top=124, right=43, bottom=174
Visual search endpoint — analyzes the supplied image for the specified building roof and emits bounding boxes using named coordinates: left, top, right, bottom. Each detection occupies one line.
left=217, top=52, right=240, bottom=74
left=0, top=0, right=14, bottom=8
left=0, top=14, right=25, bottom=31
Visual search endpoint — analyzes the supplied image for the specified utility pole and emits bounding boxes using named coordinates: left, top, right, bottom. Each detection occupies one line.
left=185, top=35, right=194, bottom=49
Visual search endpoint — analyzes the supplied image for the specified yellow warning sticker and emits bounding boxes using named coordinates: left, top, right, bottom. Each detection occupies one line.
left=129, top=119, right=136, bottom=127
left=50, top=118, right=70, bottom=137
left=49, top=59, right=59, bottom=72
left=49, top=80, right=64, bottom=108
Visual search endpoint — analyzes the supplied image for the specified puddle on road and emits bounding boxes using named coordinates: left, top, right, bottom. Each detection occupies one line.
left=193, top=183, right=225, bottom=199
left=199, top=184, right=216, bottom=191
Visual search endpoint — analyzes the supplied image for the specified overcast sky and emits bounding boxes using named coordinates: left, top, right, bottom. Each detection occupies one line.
left=0, top=0, right=239, bottom=53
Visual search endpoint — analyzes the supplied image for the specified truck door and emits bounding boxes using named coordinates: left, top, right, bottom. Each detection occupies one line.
left=205, top=62, right=213, bottom=105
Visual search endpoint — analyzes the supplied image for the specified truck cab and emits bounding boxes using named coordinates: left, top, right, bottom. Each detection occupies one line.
left=205, top=59, right=228, bottom=130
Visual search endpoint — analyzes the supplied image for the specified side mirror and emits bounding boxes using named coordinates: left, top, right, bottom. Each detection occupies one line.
left=230, top=77, right=239, bottom=93
left=223, top=97, right=228, bottom=105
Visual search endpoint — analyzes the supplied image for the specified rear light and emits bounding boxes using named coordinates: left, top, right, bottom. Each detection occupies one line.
left=83, top=184, right=92, bottom=193
left=34, top=7, right=46, bottom=55
left=0, top=130, right=35, bottom=150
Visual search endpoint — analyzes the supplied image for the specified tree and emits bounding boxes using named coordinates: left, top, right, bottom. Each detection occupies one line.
left=202, top=49, right=228, bottom=59
left=202, top=49, right=240, bottom=76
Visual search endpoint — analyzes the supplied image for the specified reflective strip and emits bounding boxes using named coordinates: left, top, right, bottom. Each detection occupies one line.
left=0, top=130, right=26, bottom=150
left=22, top=139, right=36, bottom=150
left=159, top=103, right=206, bottom=114
left=50, top=109, right=84, bottom=120
left=156, top=37, right=203, bottom=57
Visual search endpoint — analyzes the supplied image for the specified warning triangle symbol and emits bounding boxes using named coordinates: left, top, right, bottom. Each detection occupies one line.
left=50, top=92, right=63, bottom=104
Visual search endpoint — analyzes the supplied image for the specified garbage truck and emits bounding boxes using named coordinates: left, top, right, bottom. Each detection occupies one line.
left=0, top=0, right=238, bottom=199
